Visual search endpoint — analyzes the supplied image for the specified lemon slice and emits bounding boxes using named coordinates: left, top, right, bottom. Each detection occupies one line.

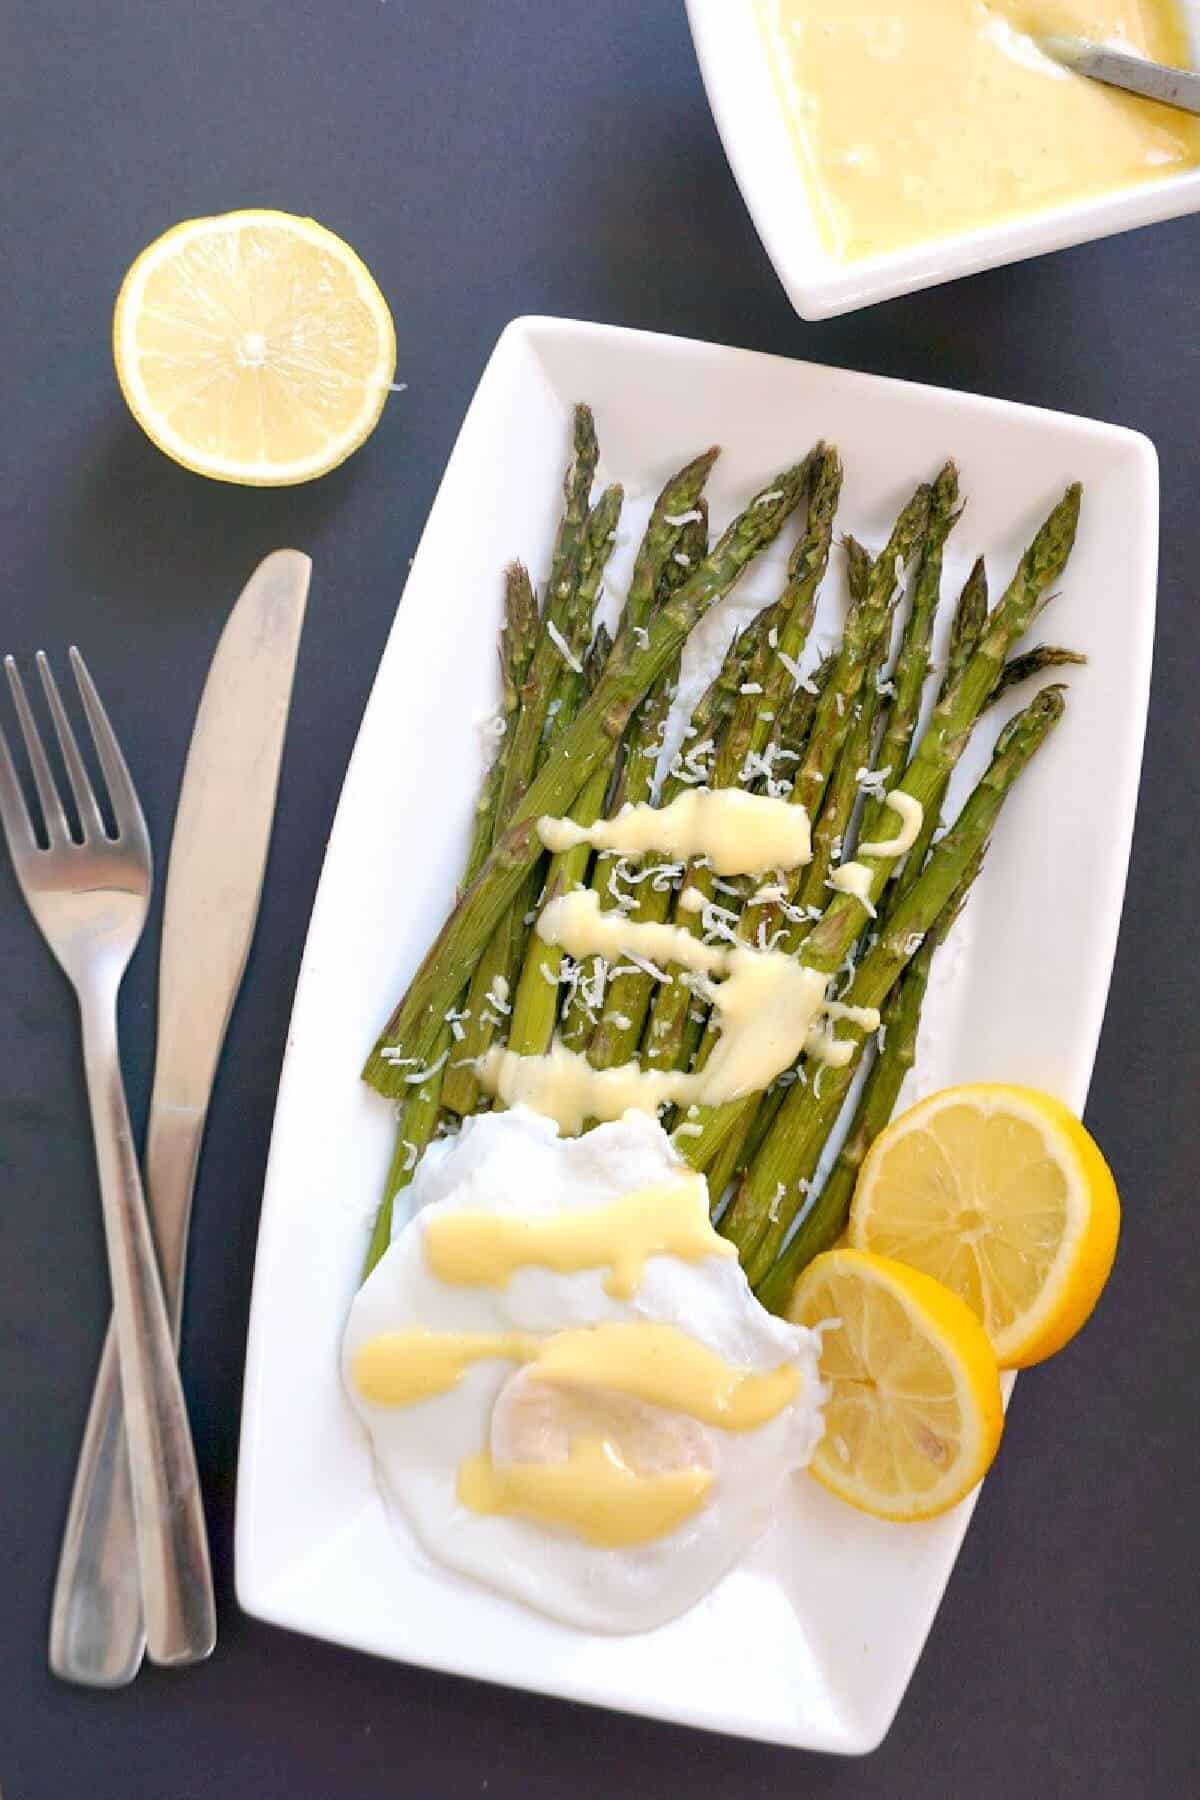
left=788, top=1248, right=1003, bottom=1521
left=849, top=1085, right=1120, bottom=1368
left=113, top=210, right=396, bottom=486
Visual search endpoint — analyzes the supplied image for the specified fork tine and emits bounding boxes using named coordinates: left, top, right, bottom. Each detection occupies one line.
left=36, top=652, right=107, bottom=840
left=0, top=719, right=37, bottom=859
left=68, top=649, right=149, bottom=851
left=4, top=656, right=69, bottom=845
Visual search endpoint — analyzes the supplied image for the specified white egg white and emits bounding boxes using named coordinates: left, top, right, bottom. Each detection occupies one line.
left=342, top=1108, right=827, bottom=1635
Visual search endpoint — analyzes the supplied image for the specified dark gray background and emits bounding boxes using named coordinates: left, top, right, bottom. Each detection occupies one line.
left=2, top=2, right=1197, bottom=1795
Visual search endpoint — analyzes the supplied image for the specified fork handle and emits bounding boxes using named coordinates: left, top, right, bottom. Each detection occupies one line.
left=67, top=990, right=215, bottom=1670
left=50, top=1104, right=206, bottom=1685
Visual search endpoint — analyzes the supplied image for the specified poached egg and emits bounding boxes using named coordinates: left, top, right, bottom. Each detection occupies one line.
left=342, top=1108, right=826, bottom=1634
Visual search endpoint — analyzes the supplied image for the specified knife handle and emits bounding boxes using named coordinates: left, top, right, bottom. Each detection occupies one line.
left=49, top=1104, right=206, bottom=1687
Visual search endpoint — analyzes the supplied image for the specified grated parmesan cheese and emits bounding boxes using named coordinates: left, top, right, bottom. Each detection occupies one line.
left=403, top=1050, right=450, bottom=1085
left=546, top=621, right=583, bottom=674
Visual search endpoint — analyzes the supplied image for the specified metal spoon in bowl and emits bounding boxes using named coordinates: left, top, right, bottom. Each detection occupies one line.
left=1039, top=36, right=1200, bottom=115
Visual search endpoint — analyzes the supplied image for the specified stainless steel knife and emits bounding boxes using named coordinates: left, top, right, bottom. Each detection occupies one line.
left=49, top=549, right=310, bottom=1687
left=1039, top=35, right=1200, bottom=115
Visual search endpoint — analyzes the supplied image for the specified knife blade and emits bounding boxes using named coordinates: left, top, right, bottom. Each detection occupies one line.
left=49, top=548, right=310, bottom=1688
left=1039, top=35, right=1200, bottom=116
left=145, top=547, right=311, bottom=1302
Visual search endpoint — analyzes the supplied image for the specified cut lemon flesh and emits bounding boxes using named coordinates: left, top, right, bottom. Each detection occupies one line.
left=788, top=1248, right=1003, bottom=1521
left=113, top=210, right=396, bottom=486
left=849, top=1084, right=1120, bottom=1368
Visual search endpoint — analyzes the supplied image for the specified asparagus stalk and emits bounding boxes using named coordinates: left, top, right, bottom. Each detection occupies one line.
left=673, top=485, right=1080, bottom=1177
left=987, top=644, right=1086, bottom=707
left=731, top=445, right=842, bottom=768
left=363, top=1055, right=447, bottom=1276
left=855, top=462, right=960, bottom=850
left=651, top=528, right=870, bottom=1080
left=680, top=503, right=910, bottom=1080
left=563, top=506, right=711, bottom=1058
left=795, top=638, right=887, bottom=917
left=434, top=430, right=603, bottom=1118
left=701, top=634, right=896, bottom=1186
left=631, top=466, right=845, bottom=1073
left=612, top=500, right=711, bottom=811
left=752, top=851, right=984, bottom=1312
left=699, top=633, right=874, bottom=1178
left=577, top=602, right=755, bottom=1069
left=364, top=453, right=815, bottom=1096
left=757, top=651, right=835, bottom=786
left=498, top=405, right=598, bottom=809
left=617, top=451, right=727, bottom=645
left=442, top=483, right=624, bottom=1115
left=673, top=650, right=839, bottom=1081
left=636, top=612, right=779, bottom=1076
left=555, top=730, right=665, bottom=1058
left=363, top=564, right=541, bottom=1277
left=731, top=490, right=930, bottom=972
left=727, top=686, right=1067, bottom=1281
left=506, top=626, right=616, bottom=1059
left=787, top=488, right=930, bottom=826
left=947, top=554, right=990, bottom=681
left=884, top=554, right=990, bottom=917
left=461, top=563, right=540, bottom=889
left=789, top=541, right=876, bottom=916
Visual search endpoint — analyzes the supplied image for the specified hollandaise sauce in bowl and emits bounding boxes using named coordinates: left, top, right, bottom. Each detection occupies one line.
left=687, top=0, right=1200, bottom=315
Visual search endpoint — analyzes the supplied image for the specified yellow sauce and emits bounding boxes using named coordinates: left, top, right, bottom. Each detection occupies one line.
left=858, top=792, right=924, bottom=859
left=828, top=860, right=877, bottom=916
left=423, top=1174, right=734, bottom=1300
left=697, top=946, right=829, bottom=1098
left=755, top=0, right=1200, bottom=261
left=538, top=787, right=813, bottom=876
left=537, top=889, right=726, bottom=979
left=457, top=1437, right=714, bottom=1548
left=353, top=1319, right=800, bottom=1426
left=533, top=1322, right=801, bottom=1430
left=352, top=1328, right=541, bottom=1406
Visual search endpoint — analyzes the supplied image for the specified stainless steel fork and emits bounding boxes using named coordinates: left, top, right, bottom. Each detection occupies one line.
left=0, top=649, right=215, bottom=1669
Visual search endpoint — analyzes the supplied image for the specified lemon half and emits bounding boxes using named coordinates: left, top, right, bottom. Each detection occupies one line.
left=849, top=1084, right=1120, bottom=1368
left=113, top=209, right=396, bottom=486
left=788, top=1248, right=1004, bottom=1521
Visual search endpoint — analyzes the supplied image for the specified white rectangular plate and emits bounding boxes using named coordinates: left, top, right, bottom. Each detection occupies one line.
left=236, top=317, right=1157, bottom=1754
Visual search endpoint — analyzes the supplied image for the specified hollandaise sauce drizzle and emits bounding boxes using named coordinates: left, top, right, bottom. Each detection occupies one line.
left=423, top=1175, right=734, bottom=1299
left=456, top=1438, right=713, bottom=1548
left=537, top=786, right=813, bottom=876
